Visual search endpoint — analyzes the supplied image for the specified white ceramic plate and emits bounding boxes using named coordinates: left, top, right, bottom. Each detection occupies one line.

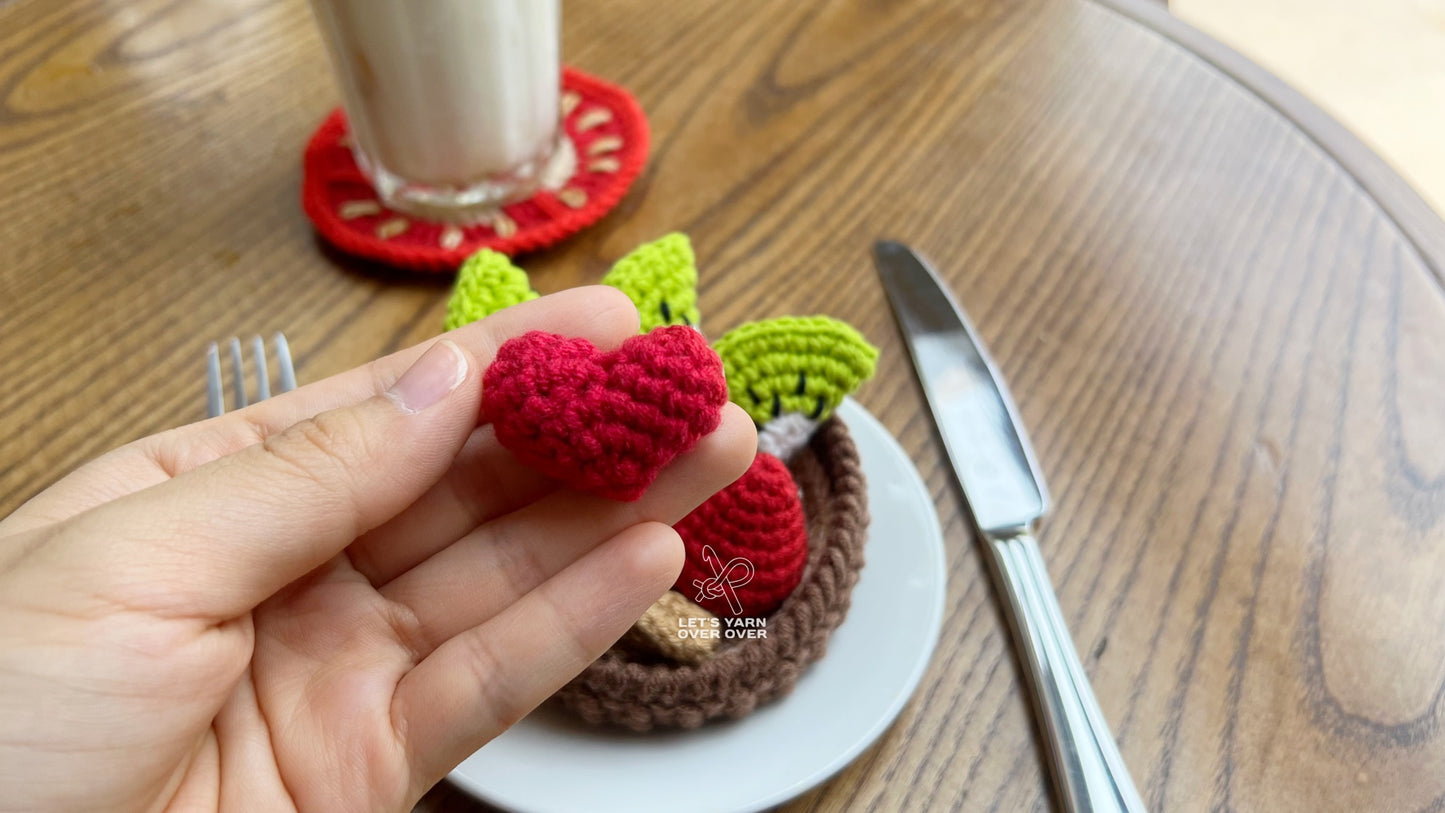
left=447, top=399, right=947, bottom=813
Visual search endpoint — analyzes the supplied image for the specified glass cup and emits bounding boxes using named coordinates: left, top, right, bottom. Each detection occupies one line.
left=307, top=0, right=562, bottom=223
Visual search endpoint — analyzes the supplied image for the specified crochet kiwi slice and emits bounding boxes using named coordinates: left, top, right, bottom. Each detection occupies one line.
left=713, top=316, right=879, bottom=425
left=601, top=232, right=701, bottom=333
left=443, top=249, right=538, bottom=330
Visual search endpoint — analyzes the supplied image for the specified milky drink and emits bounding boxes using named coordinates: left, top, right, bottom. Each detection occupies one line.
left=308, top=0, right=561, bottom=219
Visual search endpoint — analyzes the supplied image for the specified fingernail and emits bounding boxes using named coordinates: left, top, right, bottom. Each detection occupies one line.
left=387, top=340, right=467, bottom=414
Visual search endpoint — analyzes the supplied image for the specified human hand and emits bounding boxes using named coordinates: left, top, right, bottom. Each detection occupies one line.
left=0, top=287, right=755, bottom=812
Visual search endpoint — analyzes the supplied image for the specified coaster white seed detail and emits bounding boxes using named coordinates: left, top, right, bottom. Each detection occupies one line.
left=439, top=225, right=464, bottom=250
left=575, top=108, right=613, bottom=131
left=558, top=188, right=588, bottom=208
left=560, top=91, right=582, bottom=116
left=338, top=200, right=382, bottom=220
left=587, top=135, right=623, bottom=155
left=375, top=217, right=409, bottom=239
left=492, top=212, right=518, bottom=237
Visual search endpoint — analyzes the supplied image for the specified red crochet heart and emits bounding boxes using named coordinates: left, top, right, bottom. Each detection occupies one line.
left=674, top=451, right=808, bottom=618
left=482, top=326, right=728, bottom=501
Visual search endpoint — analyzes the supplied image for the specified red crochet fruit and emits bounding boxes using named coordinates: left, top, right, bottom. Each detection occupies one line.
left=675, top=451, right=808, bottom=618
left=482, top=326, right=728, bottom=501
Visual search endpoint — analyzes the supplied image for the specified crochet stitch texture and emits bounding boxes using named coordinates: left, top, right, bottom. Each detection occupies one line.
left=554, top=416, right=868, bottom=730
left=674, top=451, right=808, bottom=618
left=443, top=250, right=538, bottom=330
left=620, top=591, right=720, bottom=665
left=713, top=316, right=880, bottom=425
left=600, top=232, right=701, bottom=333
left=481, top=326, right=728, bottom=501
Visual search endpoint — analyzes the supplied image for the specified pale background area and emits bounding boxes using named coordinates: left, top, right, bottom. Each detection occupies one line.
left=1172, top=0, right=1445, bottom=216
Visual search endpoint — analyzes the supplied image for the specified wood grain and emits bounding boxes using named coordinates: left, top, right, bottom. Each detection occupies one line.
left=2, top=0, right=1444, bottom=810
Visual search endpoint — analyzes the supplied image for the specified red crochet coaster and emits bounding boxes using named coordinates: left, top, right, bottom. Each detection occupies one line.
left=301, top=67, right=649, bottom=272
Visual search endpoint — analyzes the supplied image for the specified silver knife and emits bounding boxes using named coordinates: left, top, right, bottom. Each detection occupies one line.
left=874, top=241, right=1147, bottom=813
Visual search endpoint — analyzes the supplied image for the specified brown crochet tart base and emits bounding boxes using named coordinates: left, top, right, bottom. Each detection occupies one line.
left=551, top=415, right=869, bottom=731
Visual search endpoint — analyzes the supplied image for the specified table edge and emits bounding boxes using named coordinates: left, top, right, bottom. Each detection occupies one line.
left=1091, top=0, right=1445, bottom=294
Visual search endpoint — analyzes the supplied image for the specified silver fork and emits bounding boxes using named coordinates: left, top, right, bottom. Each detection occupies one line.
left=206, top=333, right=297, bottom=418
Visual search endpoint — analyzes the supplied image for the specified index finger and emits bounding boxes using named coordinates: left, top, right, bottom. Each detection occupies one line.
left=163, top=285, right=641, bottom=466
left=1, top=287, right=641, bottom=537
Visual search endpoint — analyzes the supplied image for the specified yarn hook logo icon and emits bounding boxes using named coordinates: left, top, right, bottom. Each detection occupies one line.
left=691, top=544, right=755, bottom=616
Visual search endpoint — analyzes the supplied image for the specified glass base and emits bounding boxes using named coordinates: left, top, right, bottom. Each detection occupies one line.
left=353, top=133, right=568, bottom=225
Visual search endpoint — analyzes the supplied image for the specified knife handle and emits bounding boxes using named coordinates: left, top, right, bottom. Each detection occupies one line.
left=986, top=531, right=1148, bottom=813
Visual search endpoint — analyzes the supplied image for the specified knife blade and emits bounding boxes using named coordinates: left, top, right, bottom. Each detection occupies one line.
left=873, top=241, right=1147, bottom=813
left=872, top=240, right=1048, bottom=535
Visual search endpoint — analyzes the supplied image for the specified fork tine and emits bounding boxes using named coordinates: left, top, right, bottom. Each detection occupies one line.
left=206, top=342, right=224, bottom=418
left=275, top=332, right=297, bottom=393
left=252, top=335, right=270, bottom=402
left=228, top=337, right=248, bottom=411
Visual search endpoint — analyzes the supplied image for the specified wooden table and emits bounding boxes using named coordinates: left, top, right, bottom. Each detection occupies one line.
left=3, top=0, right=1444, bottom=809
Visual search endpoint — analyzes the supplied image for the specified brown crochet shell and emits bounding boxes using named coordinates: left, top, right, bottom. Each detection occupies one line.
left=551, top=415, right=868, bottom=731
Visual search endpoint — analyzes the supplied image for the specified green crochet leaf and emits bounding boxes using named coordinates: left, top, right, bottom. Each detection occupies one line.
left=601, top=233, right=701, bottom=333
left=444, top=249, right=538, bottom=331
left=713, top=316, right=879, bottom=424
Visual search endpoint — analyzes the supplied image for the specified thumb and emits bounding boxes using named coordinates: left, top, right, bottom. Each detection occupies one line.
left=41, top=340, right=478, bottom=619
